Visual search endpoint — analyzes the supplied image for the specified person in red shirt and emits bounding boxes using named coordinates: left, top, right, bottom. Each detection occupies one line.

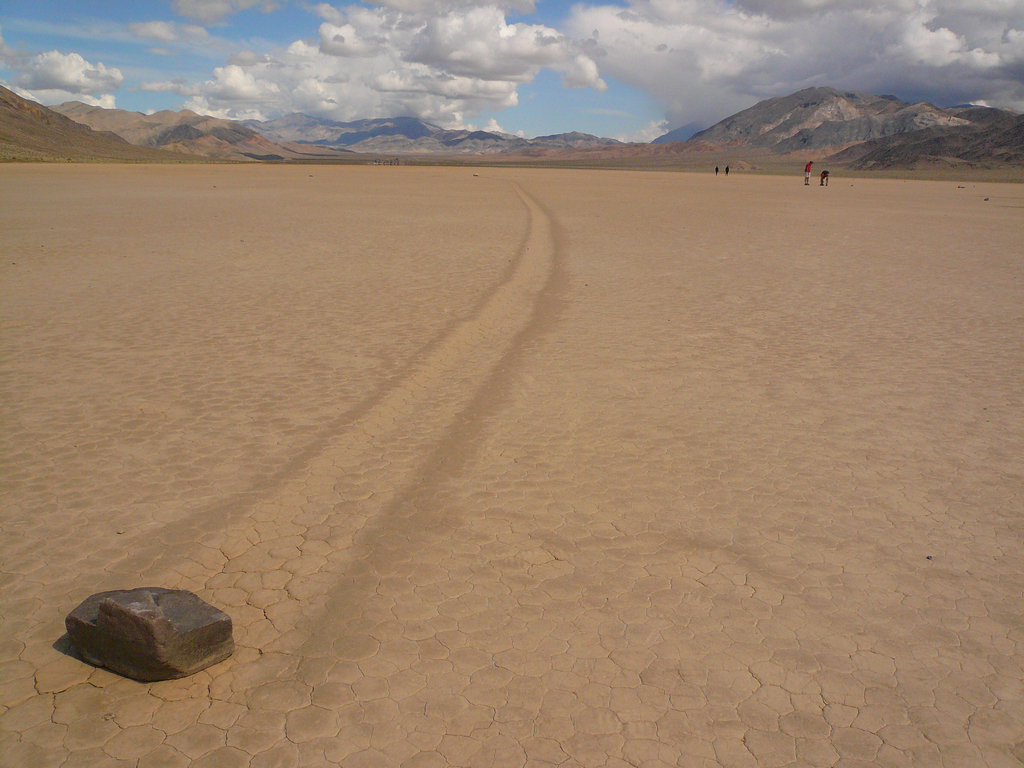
left=804, top=161, right=813, bottom=185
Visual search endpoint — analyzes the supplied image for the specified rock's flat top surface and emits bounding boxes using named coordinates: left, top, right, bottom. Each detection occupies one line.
left=1, top=164, right=1022, bottom=767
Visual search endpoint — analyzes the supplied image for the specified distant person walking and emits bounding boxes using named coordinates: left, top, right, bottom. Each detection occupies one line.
left=715, top=166, right=719, bottom=176
left=725, top=165, right=730, bottom=176
left=820, top=170, right=829, bottom=186
left=804, top=161, right=813, bottom=185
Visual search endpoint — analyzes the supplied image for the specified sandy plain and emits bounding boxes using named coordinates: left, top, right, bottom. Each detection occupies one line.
left=1, top=164, right=1023, bottom=768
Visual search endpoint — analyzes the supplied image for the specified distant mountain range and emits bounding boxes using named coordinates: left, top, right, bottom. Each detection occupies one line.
left=241, top=114, right=622, bottom=155
left=48, top=102, right=343, bottom=162
left=40, top=104, right=622, bottom=158
left=4, top=83, right=1020, bottom=169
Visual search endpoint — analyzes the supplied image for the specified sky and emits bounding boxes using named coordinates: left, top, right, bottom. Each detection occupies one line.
left=1, top=0, right=1023, bottom=141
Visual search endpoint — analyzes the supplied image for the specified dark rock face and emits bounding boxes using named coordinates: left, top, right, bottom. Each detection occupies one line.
left=65, top=588, right=234, bottom=682
left=825, top=108, right=1024, bottom=169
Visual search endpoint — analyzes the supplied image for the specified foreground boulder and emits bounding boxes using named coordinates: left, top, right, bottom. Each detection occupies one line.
left=65, top=587, right=234, bottom=682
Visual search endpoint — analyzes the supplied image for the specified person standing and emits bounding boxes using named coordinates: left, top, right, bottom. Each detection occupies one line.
left=715, top=166, right=719, bottom=176
left=725, top=165, right=730, bottom=176
left=804, top=160, right=813, bottom=185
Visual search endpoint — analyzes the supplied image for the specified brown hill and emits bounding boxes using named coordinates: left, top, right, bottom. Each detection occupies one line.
left=0, top=86, right=195, bottom=162
left=825, top=106, right=1024, bottom=170
left=52, top=102, right=336, bottom=162
left=242, top=114, right=621, bottom=154
left=677, top=87, right=969, bottom=153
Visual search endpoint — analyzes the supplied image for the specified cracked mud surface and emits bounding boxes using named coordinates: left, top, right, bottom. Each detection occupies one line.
left=1, top=165, right=1023, bottom=767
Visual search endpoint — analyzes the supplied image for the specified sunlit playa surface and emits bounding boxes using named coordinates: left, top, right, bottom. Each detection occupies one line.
left=2, top=164, right=1022, bottom=767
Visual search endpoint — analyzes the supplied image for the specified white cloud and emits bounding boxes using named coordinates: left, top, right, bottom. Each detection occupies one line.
left=11, top=85, right=116, bottom=109
left=10, top=49, right=123, bottom=94
left=614, top=118, right=669, bottom=143
left=731, top=0, right=917, bottom=21
left=891, top=11, right=1001, bottom=68
left=140, top=79, right=194, bottom=94
left=1, top=25, right=122, bottom=103
left=319, top=20, right=383, bottom=58
left=405, top=8, right=568, bottom=80
left=312, top=4, right=347, bottom=25
left=482, top=117, right=507, bottom=132
left=127, top=21, right=209, bottom=43
left=227, top=50, right=274, bottom=65
left=205, top=64, right=281, bottom=102
left=559, top=54, right=607, bottom=91
left=172, top=0, right=279, bottom=24
left=142, top=63, right=282, bottom=118
left=0, top=26, right=13, bottom=63
left=151, top=3, right=606, bottom=127
left=335, top=0, right=538, bottom=15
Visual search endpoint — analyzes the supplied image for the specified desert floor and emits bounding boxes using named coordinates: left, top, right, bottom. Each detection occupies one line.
left=1, top=164, right=1023, bottom=768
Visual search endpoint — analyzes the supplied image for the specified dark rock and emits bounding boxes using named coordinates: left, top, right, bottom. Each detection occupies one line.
left=65, top=587, right=233, bottom=682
